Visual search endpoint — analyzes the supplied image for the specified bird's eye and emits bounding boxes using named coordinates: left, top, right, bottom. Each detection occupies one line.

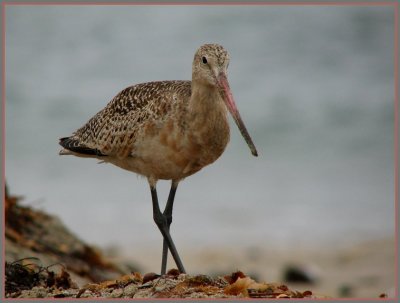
left=202, top=56, right=208, bottom=64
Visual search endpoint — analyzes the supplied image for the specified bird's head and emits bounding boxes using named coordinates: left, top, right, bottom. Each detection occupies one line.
left=192, top=44, right=258, bottom=157
left=192, top=43, right=230, bottom=87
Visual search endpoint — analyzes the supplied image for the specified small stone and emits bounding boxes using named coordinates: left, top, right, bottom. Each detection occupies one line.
left=154, top=286, right=166, bottom=292
left=143, top=272, right=160, bottom=284
left=110, top=288, right=123, bottom=298
left=124, top=284, right=138, bottom=297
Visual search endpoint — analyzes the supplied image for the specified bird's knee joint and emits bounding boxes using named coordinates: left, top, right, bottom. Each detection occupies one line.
left=165, top=214, right=173, bottom=225
left=153, top=213, right=167, bottom=227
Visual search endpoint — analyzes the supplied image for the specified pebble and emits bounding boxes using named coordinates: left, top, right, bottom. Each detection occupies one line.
left=154, top=286, right=165, bottom=292
left=110, top=288, right=123, bottom=298
left=124, top=284, right=138, bottom=297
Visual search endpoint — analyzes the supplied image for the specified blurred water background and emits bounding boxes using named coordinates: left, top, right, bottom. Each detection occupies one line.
left=5, top=5, right=394, bottom=262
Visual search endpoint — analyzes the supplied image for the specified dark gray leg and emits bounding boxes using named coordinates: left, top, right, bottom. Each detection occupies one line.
left=150, top=184, right=186, bottom=274
left=161, top=181, right=178, bottom=274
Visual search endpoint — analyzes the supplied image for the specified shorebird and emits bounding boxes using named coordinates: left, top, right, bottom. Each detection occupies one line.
left=59, top=44, right=258, bottom=274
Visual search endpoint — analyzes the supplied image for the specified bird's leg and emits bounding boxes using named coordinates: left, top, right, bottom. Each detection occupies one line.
left=161, top=181, right=179, bottom=274
left=150, top=184, right=186, bottom=275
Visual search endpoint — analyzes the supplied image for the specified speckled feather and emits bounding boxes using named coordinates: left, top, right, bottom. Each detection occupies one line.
left=60, top=81, right=192, bottom=158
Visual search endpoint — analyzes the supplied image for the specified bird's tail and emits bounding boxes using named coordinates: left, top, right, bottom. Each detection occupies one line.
left=58, top=136, right=106, bottom=157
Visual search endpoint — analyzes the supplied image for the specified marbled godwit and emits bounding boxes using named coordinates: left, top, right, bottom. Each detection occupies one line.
left=59, top=44, right=258, bottom=274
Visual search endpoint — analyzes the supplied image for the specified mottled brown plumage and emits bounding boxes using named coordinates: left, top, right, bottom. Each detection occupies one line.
left=59, top=44, right=258, bottom=274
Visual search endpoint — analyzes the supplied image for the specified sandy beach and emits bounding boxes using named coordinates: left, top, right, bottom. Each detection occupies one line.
left=118, top=237, right=396, bottom=298
left=5, top=188, right=396, bottom=298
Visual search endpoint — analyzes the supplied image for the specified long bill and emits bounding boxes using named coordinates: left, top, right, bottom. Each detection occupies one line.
left=217, top=73, right=258, bottom=157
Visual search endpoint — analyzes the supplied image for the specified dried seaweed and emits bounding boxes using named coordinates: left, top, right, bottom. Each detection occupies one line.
left=5, top=258, right=77, bottom=296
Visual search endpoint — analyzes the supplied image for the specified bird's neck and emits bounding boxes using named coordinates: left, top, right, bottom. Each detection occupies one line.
left=183, top=80, right=230, bottom=162
left=188, top=81, right=227, bottom=123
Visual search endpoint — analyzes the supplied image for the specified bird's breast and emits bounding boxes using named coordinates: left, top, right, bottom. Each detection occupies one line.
left=180, top=112, right=230, bottom=176
left=122, top=106, right=229, bottom=180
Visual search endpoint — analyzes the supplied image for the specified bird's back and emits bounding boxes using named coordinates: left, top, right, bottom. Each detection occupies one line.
left=60, top=80, right=192, bottom=158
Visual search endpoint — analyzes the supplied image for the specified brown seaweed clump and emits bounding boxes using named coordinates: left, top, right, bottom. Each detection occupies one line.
left=5, top=258, right=77, bottom=297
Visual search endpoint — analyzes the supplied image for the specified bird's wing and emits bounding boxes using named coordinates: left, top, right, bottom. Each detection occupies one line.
left=59, top=81, right=191, bottom=157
